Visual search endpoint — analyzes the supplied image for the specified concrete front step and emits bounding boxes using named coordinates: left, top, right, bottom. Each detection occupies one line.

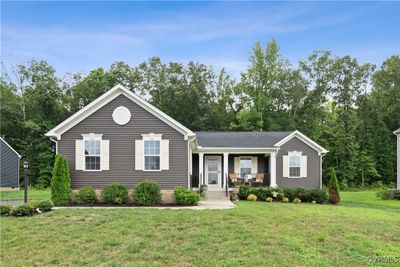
left=206, top=191, right=229, bottom=200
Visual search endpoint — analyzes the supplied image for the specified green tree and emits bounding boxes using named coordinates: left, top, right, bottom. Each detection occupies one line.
left=50, top=154, right=72, bottom=205
left=328, top=168, right=340, bottom=204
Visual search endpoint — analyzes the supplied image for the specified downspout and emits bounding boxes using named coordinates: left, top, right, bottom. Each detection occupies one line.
left=320, top=153, right=326, bottom=189
left=187, top=135, right=196, bottom=189
left=50, top=137, right=58, bottom=154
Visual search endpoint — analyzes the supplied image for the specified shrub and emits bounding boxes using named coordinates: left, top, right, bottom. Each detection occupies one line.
left=11, top=204, right=35, bottom=216
left=282, top=188, right=296, bottom=202
left=393, top=192, right=400, bottom=200
left=33, top=200, right=54, bottom=212
left=76, top=187, right=97, bottom=205
left=266, top=197, right=273, bottom=202
left=238, top=185, right=251, bottom=200
left=282, top=197, right=289, bottom=203
left=293, top=198, right=301, bottom=204
left=199, top=184, right=208, bottom=198
left=247, top=194, right=257, bottom=201
left=173, top=186, right=200, bottom=205
left=252, top=187, right=272, bottom=201
left=101, top=184, right=128, bottom=205
left=328, top=168, right=340, bottom=204
left=305, top=189, right=328, bottom=204
left=132, top=181, right=161, bottom=206
left=376, top=189, right=390, bottom=200
left=51, top=154, right=72, bottom=205
left=0, top=205, right=12, bottom=216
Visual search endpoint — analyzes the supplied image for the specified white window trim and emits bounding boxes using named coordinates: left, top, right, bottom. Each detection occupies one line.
left=82, top=134, right=103, bottom=172
left=288, top=151, right=302, bottom=178
left=142, top=134, right=162, bottom=172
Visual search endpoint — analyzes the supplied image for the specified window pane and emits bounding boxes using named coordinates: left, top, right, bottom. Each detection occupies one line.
left=144, top=141, right=150, bottom=155
left=289, top=155, right=300, bottom=167
left=289, top=167, right=300, bottom=177
left=154, top=141, right=160, bottom=154
left=85, top=156, right=101, bottom=170
left=85, top=141, right=90, bottom=155
left=145, top=156, right=160, bottom=170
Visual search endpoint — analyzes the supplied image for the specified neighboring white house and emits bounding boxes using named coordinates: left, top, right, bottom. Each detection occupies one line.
left=395, top=128, right=400, bottom=190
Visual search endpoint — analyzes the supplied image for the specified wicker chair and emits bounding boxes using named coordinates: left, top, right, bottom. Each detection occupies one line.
left=255, top=173, right=264, bottom=183
left=228, top=173, right=237, bottom=183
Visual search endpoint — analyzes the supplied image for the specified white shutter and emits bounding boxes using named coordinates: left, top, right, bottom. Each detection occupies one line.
left=75, top=140, right=84, bottom=170
left=101, top=140, right=109, bottom=170
left=160, top=139, right=169, bottom=170
left=135, top=140, right=143, bottom=170
left=251, top=157, right=258, bottom=174
left=301, top=155, right=307, bottom=177
left=282, top=155, right=289, bottom=177
left=234, top=157, right=240, bottom=174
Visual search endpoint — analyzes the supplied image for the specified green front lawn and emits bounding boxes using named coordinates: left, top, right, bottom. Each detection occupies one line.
left=1, top=191, right=399, bottom=266
left=0, top=189, right=51, bottom=201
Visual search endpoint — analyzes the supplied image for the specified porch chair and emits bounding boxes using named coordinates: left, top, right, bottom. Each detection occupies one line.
left=255, top=173, right=264, bottom=183
left=228, top=173, right=237, bottom=183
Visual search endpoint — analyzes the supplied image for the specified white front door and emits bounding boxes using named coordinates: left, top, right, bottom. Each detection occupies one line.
left=205, top=156, right=222, bottom=190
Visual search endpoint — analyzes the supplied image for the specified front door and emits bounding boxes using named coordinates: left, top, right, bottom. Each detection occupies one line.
left=205, top=156, right=222, bottom=190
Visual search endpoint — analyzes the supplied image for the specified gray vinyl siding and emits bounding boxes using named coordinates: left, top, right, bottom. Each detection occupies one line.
left=58, top=95, right=188, bottom=189
left=276, top=137, right=321, bottom=189
left=0, top=139, right=20, bottom=188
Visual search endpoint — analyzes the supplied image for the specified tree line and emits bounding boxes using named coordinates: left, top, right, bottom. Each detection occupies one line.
left=1, top=39, right=399, bottom=188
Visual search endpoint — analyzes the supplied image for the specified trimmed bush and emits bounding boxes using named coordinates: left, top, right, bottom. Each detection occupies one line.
left=328, top=168, right=340, bottom=204
left=173, top=186, right=200, bottom=206
left=304, top=189, right=328, bottom=204
left=132, top=181, right=161, bottom=206
left=33, top=200, right=54, bottom=212
left=238, top=185, right=251, bottom=200
left=293, top=198, right=301, bottom=204
left=376, top=189, right=390, bottom=200
left=252, top=187, right=272, bottom=201
left=0, top=205, right=12, bottom=216
left=282, top=197, right=289, bottom=203
left=393, top=192, right=400, bottom=200
left=101, top=184, right=128, bottom=205
left=11, top=204, right=35, bottom=216
left=282, top=188, right=296, bottom=202
left=247, top=194, right=257, bottom=201
left=266, top=197, right=273, bottom=202
left=76, top=187, right=97, bottom=205
left=51, top=154, right=72, bottom=205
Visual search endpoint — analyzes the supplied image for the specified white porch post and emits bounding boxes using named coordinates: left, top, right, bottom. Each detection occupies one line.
left=270, top=152, right=277, bottom=187
left=199, top=152, right=204, bottom=186
left=223, top=153, right=229, bottom=189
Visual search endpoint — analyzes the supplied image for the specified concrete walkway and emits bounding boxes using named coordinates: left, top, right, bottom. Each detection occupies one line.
left=53, top=199, right=235, bottom=210
left=0, top=200, right=23, bottom=206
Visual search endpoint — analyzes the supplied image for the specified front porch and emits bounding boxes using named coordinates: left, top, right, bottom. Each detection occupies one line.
left=190, top=149, right=278, bottom=193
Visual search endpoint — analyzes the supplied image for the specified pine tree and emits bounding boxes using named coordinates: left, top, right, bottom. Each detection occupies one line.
left=50, top=154, right=72, bottom=205
left=328, top=168, right=340, bottom=204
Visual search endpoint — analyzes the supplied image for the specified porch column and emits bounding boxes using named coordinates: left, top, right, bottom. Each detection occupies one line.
left=199, top=152, right=204, bottom=186
left=223, top=153, right=229, bottom=188
left=270, top=152, right=277, bottom=187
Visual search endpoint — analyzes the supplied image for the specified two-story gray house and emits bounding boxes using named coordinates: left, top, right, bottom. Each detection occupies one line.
left=46, top=84, right=328, bottom=199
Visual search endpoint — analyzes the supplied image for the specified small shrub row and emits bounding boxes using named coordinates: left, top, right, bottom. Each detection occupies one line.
left=238, top=185, right=328, bottom=204
left=71, top=181, right=200, bottom=206
left=0, top=200, right=54, bottom=217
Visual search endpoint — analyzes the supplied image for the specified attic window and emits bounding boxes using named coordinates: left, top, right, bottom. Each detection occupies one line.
left=112, top=106, right=131, bottom=125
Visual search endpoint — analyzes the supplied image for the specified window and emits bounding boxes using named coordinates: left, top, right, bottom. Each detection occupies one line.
left=144, top=140, right=160, bottom=171
left=289, top=153, right=301, bottom=177
left=240, top=158, right=252, bottom=178
left=84, top=139, right=101, bottom=170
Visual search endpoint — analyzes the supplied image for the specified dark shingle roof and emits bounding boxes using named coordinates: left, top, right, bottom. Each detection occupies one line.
left=195, top=131, right=293, bottom=148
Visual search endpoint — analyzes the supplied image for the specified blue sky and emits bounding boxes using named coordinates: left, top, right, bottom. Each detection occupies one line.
left=2, top=1, right=400, bottom=78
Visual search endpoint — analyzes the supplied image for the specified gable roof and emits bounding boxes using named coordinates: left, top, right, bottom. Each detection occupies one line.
left=274, top=130, right=329, bottom=155
left=195, top=131, right=293, bottom=148
left=394, top=128, right=400, bottom=135
left=0, top=137, right=22, bottom=158
left=45, top=84, right=195, bottom=140
left=195, top=130, right=328, bottom=155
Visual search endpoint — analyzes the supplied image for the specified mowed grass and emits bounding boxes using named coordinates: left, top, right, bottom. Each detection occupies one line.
left=0, top=189, right=51, bottom=201
left=1, top=191, right=399, bottom=266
